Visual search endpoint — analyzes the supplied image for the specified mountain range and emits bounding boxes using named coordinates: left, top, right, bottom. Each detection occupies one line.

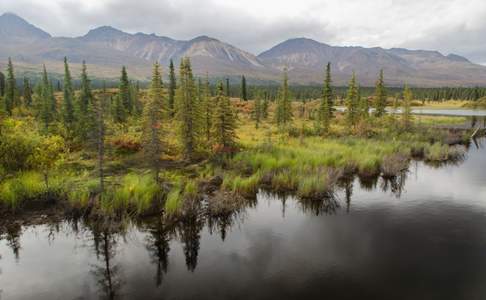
left=1, top=12, right=486, bottom=87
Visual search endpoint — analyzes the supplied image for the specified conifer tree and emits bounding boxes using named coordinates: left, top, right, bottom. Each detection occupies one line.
left=39, top=66, right=55, bottom=131
left=97, top=84, right=107, bottom=193
left=402, top=85, right=413, bottom=129
left=374, top=69, right=387, bottom=117
left=112, top=92, right=127, bottom=123
left=345, top=73, right=359, bottom=128
left=168, top=59, right=176, bottom=118
left=262, top=92, right=269, bottom=119
left=275, top=69, right=292, bottom=127
left=253, top=90, right=263, bottom=129
left=4, top=58, right=17, bottom=115
left=316, top=63, right=332, bottom=134
left=0, top=71, right=5, bottom=97
left=119, top=66, right=131, bottom=114
left=212, top=81, right=236, bottom=149
left=176, top=58, right=200, bottom=159
left=201, top=74, right=213, bottom=144
left=75, top=61, right=97, bottom=143
left=23, top=77, right=32, bottom=107
left=78, top=61, right=92, bottom=115
left=240, top=75, right=247, bottom=101
left=131, top=81, right=143, bottom=116
left=142, top=63, right=165, bottom=181
left=62, top=57, right=75, bottom=131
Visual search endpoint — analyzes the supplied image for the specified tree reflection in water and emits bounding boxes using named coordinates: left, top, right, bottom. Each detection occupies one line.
left=88, top=219, right=125, bottom=300
left=145, top=218, right=172, bottom=287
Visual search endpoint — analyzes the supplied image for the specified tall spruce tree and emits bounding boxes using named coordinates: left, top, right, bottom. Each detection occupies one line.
left=4, top=58, right=17, bottom=115
left=119, top=66, right=131, bottom=114
left=176, top=58, right=200, bottom=159
left=317, top=63, right=332, bottom=134
left=168, top=59, right=176, bottom=118
left=262, top=92, right=269, bottom=119
left=97, top=84, right=107, bottom=193
left=212, top=81, right=236, bottom=149
left=374, top=69, right=387, bottom=117
left=142, top=63, right=165, bottom=181
left=131, top=81, right=143, bottom=116
left=253, top=90, right=263, bottom=129
left=201, top=74, right=213, bottom=144
left=23, top=77, right=32, bottom=107
left=240, top=75, right=247, bottom=101
left=345, top=73, right=359, bottom=128
left=112, top=91, right=127, bottom=123
left=62, top=57, right=75, bottom=131
left=275, top=68, right=292, bottom=127
left=39, top=66, right=55, bottom=131
left=75, top=61, right=97, bottom=143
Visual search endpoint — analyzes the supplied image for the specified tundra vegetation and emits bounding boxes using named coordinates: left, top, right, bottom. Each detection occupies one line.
left=0, top=57, right=477, bottom=222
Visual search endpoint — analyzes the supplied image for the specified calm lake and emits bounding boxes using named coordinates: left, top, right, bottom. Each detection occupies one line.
left=1, top=138, right=486, bottom=300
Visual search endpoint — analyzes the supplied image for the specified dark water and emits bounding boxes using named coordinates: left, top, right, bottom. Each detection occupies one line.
left=1, top=139, right=486, bottom=300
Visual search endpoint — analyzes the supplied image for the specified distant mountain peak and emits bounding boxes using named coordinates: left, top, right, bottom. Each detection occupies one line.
left=190, top=35, right=219, bottom=43
left=83, top=25, right=128, bottom=39
left=0, top=12, right=51, bottom=40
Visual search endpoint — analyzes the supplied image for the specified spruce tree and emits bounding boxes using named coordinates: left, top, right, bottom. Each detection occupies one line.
left=4, top=58, right=17, bottom=115
left=142, top=63, right=165, bottom=181
left=23, top=77, right=32, bottom=107
left=374, top=69, right=387, bottom=117
left=75, top=61, right=97, bottom=143
left=275, top=68, right=292, bottom=127
left=212, top=81, right=236, bottom=149
left=402, top=85, right=413, bottom=129
left=119, top=66, right=131, bottom=114
left=317, top=63, right=332, bottom=134
left=62, top=57, right=75, bottom=131
left=201, top=74, right=213, bottom=144
left=0, top=71, right=5, bottom=97
left=168, top=59, right=176, bottom=117
left=112, top=92, right=127, bottom=123
left=176, top=58, right=200, bottom=159
left=345, top=73, right=359, bottom=128
left=39, top=66, right=55, bottom=131
left=262, top=92, right=269, bottom=119
left=240, top=75, right=247, bottom=101
left=131, top=81, right=143, bottom=116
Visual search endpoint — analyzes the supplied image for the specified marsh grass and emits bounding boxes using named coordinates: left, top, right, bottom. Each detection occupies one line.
left=0, top=171, right=65, bottom=209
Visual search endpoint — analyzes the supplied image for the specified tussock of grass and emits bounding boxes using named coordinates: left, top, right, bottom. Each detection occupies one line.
left=0, top=171, right=64, bottom=209
left=107, top=173, right=162, bottom=214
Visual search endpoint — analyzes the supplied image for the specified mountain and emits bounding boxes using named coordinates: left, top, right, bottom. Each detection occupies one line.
left=0, top=12, right=50, bottom=43
left=1, top=13, right=486, bottom=86
left=258, top=38, right=486, bottom=86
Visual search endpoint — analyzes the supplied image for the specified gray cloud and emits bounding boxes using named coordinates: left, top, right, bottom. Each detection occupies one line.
left=1, top=0, right=486, bottom=62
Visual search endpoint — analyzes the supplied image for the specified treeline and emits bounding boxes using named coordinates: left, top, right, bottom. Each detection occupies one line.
left=0, top=57, right=237, bottom=186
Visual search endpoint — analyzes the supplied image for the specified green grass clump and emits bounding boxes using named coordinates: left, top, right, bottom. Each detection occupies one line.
left=108, top=173, right=162, bottom=214
left=0, top=171, right=65, bottom=209
left=223, top=171, right=262, bottom=197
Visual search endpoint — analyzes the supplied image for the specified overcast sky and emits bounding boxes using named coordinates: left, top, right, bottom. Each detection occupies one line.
left=2, top=0, right=486, bottom=63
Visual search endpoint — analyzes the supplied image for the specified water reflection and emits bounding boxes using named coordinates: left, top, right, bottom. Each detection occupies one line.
left=145, top=219, right=171, bottom=287
left=1, top=138, right=486, bottom=300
